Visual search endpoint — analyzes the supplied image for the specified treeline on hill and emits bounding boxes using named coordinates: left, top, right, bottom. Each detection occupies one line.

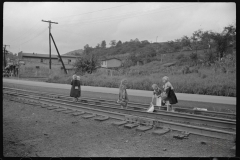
left=48, top=24, right=236, bottom=97
left=73, top=24, right=236, bottom=74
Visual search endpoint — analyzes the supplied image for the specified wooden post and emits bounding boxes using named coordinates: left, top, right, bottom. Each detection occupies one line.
left=50, top=33, right=67, bottom=74
left=42, top=20, right=58, bottom=71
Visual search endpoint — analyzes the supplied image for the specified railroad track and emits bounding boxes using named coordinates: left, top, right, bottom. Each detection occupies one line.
left=3, top=87, right=236, bottom=142
left=3, top=87, right=236, bottom=119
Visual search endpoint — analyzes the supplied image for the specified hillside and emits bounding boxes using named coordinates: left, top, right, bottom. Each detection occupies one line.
left=64, top=49, right=84, bottom=56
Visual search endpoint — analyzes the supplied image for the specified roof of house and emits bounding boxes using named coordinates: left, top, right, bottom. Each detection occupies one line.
left=20, top=52, right=81, bottom=59
left=100, top=58, right=121, bottom=61
left=58, top=55, right=81, bottom=58
left=20, top=53, right=58, bottom=58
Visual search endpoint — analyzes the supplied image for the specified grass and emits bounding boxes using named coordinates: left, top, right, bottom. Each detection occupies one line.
left=17, top=51, right=236, bottom=97
left=42, top=67, right=236, bottom=97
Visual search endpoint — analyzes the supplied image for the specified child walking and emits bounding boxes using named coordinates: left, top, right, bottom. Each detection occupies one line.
left=117, top=79, right=129, bottom=109
left=162, top=76, right=178, bottom=111
left=77, top=76, right=81, bottom=101
left=70, top=74, right=80, bottom=102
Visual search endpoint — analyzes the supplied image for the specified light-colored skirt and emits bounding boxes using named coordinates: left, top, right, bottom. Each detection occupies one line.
left=156, top=97, right=162, bottom=106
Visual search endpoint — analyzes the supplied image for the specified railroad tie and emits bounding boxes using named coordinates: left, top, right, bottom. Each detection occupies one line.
left=152, top=121, right=170, bottom=136
left=124, top=115, right=139, bottom=129
left=41, top=104, right=49, bottom=108
left=136, top=118, right=154, bottom=132
left=112, top=121, right=128, bottom=126
left=61, top=110, right=76, bottom=114
left=47, top=106, right=59, bottom=110
left=82, top=114, right=96, bottom=119
left=152, top=128, right=170, bottom=136
left=54, top=108, right=68, bottom=112
left=94, top=116, right=109, bottom=121
left=72, top=111, right=85, bottom=116
left=173, top=134, right=187, bottom=140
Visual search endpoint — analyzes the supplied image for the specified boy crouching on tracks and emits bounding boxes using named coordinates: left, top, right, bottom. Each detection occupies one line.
left=117, top=79, right=129, bottom=109
left=151, top=84, right=162, bottom=111
left=162, top=76, right=178, bottom=112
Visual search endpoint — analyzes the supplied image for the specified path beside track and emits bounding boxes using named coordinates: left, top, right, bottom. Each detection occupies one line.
left=3, top=78, right=236, bottom=105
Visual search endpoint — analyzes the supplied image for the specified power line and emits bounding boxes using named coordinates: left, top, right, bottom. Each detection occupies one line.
left=20, top=28, right=48, bottom=46
left=56, top=3, right=175, bottom=26
left=8, top=22, right=45, bottom=44
left=51, top=2, right=134, bottom=20
left=56, top=3, right=198, bottom=28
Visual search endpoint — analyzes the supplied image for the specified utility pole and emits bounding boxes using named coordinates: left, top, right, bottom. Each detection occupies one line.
left=42, top=20, right=58, bottom=71
left=3, top=45, right=10, bottom=68
left=50, top=33, right=67, bottom=74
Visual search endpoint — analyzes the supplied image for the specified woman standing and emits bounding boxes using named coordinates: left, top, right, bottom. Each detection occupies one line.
left=117, top=79, right=129, bottom=109
left=70, top=74, right=80, bottom=102
left=162, top=76, right=178, bottom=111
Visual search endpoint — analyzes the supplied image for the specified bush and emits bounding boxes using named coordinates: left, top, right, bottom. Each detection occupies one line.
left=201, top=74, right=207, bottom=79
left=46, top=63, right=236, bottom=97
left=182, top=66, right=190, bottom=74
left=176, top=53, right=185, bottom=60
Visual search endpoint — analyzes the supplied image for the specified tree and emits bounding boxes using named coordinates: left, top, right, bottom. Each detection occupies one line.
left=191, top=30, right=204, bottom=54
left=181, top=36, right=192, bottom=50
left=73, top=54, right=99, bottom=74
left=95, top=43, right=101, bottom=49
left=101, top=40, right=106, bottom=48
left=222, top=24, right=236, bottom=53
left=189, top=52, right=198, bottom=66
left=109, top=40, right=116, bottom=47
left=211, top=32, right=229, bottom=61
left=116, top=40, right=122, bottom=47
left=83, top=44, right=92, bottom=55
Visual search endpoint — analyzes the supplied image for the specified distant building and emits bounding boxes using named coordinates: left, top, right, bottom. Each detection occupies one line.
left=100, top=58, right=122, bottom=68
left=18, top=52, right=80, bottom=65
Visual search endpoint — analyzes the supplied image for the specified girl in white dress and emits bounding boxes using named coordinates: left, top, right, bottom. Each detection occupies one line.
left=151, top=84, right=162, bottom=110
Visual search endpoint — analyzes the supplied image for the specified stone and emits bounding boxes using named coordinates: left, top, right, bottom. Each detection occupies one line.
left=112, top=121, right=128, bottom=126
left=124, top=123, right=139, bottom=129
left=82, top=114, right=95, bottom=119
left=72, top=112, right=85, bottom=116
left=136, top=125, right=153, bottom=132
left=173, top=135, right=185, bottom=140
left=94, top=116, right=109, bottom=121
left=201, top=141, right=207, bottom=145
left=152, top=128, right=170, bottom=136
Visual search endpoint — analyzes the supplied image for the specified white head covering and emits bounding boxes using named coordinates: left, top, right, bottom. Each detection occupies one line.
left=72, top=74, right=77, bottom=80
left=152, top=84, right=158, bottom=89
left=162, top=76, right=169, bottom=82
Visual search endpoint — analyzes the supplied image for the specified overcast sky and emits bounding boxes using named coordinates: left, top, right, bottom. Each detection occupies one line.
left=3, top=2, right=236, bottom=55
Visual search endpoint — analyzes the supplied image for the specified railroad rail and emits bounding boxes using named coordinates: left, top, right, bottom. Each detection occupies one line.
left=3, top=87, right=236, bottom=119
left=3, top=87, right=236, bottom=141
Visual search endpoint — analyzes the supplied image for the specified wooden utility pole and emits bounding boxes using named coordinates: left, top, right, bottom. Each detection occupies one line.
left=42, top=20, right=58, bottom=70
left=3, top=45, right=10, bottom=68
left=50, top=33, right=67, bottom=74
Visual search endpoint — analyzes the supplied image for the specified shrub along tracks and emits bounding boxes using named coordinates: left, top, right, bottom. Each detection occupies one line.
left=3, top=87, right=236, bottom=142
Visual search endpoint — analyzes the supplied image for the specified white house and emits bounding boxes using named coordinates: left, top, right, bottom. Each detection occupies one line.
left=100, top=58, right=122, bottom=68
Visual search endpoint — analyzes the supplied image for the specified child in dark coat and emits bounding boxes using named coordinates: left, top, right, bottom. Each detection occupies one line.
left=162, top=76, right=178, bottom=111
left=70, top=74, right=80, bottom=102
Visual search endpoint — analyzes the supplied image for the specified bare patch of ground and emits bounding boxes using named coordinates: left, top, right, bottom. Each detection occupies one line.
left=3, top=97, right=235, bottom=157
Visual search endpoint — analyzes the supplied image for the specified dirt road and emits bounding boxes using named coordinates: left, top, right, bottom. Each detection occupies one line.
left=3, top=98, right=235, bottom=157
